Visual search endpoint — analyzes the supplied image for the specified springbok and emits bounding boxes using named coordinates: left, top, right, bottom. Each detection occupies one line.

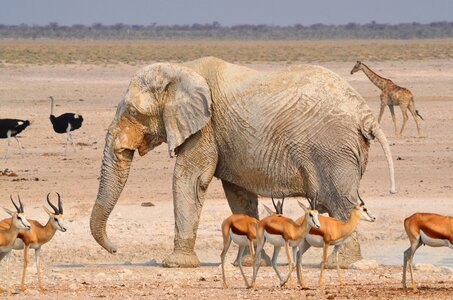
left=402, top=212, right=453, bottom=291
left=251, top=196, right=320, bottom=289
left=295, top=196, right=375, bottom=287
left=220, top=213, right=259, bottom=288
left=0, top=192, right=67, bottom=291
left=0, top=195, right=31, bottom=294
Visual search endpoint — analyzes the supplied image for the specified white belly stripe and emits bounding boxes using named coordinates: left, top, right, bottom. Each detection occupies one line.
left=230, top=229, right=251, bottom=246
left=264, top=231, right=301, bottom=247
left=420, top=230, right=452, bottom=248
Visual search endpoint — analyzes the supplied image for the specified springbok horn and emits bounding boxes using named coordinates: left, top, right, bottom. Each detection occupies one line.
left=47, top=193, right=59, bottom=214
left=358, top=194, right=365, bottom=206
left=18, top=194, right=24, bottom=213
left=57, top=192, right=63, bottom=214
left=271, top=192, right=278, bottom=212
left=10, top=194, right=20, bottom=212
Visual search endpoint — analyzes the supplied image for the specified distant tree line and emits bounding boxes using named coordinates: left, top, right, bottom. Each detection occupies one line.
left=1, top=21, right=453, bottom=39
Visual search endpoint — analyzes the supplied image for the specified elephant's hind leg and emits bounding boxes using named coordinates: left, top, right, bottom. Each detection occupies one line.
left=222, top=180, right=258, bottom=218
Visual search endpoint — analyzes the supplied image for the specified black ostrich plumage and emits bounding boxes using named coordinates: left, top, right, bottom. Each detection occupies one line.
left=0, top=119, right=31, bottom=138
left=50, top=113, right=84, bottom=134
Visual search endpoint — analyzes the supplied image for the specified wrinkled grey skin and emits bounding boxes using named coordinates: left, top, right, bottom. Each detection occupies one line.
left=90, top=57, right=395, bottom=267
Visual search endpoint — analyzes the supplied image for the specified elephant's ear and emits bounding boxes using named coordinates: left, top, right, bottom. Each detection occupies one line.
left=162, top=65, right=212, bottom=156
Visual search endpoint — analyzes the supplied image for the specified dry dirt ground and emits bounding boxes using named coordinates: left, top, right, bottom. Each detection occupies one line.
left=0, top=60, right=453, bottom=299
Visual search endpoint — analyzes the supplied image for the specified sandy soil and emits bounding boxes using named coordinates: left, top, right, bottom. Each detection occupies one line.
left=0, top=60, right=452, bottom=299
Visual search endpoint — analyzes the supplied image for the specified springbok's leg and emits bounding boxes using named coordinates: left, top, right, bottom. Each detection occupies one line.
left=270, top=246, right=284, bottom=285
left=402, top=246, right=411, bottom=288
left=21, top=245, right=30, bottom=290
left=220, top=235, right=232, bottom=288
left=35, top=248, right=44, bottom=290
left=297, top=241, right=311, bottom=288
left=334, top=245, right=343, bottom=285
left=252, top=237, right=265, bottom=289
left=319, top=243, right=329, bottom=287
left=409, top=238, right=422, bottom=291
left=237, top=246, right=250, bottom=288
left=249, top=240, right=255, bottom=257
left=6, top=252, right=12, bottom=295
left=283, top=241, right=295, bottom=288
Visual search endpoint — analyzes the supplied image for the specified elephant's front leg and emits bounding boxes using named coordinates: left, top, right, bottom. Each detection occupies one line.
left=162, top=135, right=218, bottom=268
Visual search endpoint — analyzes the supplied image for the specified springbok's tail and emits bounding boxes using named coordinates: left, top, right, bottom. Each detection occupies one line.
left=415, top=110, right=424, bottom=120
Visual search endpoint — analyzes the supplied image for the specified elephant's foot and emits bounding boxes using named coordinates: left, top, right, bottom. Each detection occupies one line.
left=235, top=251, right=272, bottom=267
left=162, top=251, right=200, bottom=268
left=325, top=233, right=362, bottom=269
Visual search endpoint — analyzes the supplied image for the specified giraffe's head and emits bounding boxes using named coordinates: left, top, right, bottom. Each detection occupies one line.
left=350, top=61, right=363, bottom=75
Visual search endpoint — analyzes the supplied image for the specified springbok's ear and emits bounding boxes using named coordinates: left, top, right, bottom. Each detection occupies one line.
left=262, top=204, right=274, bottom=216
left=3, top=207, right=14, bottom=216
left=297, top=201, right=308, bottom=212
left=160, top=64, right=212, bottom=155
left=43, top=206, right=53, bottom=217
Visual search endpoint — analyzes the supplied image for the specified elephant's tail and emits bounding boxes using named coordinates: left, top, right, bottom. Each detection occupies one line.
left=373, top=127, right=397, bottom=194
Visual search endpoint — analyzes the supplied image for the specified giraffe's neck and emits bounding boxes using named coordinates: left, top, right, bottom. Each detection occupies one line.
left=360, top=64, right=390, bottom=90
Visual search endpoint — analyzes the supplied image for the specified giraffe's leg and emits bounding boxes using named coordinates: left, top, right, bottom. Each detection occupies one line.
left=237, top=246, right=250, bottom=288
left=399, top=105, right=409, bottom=137
left=388, top=105, right=399, bottom=137
left=378, top=94, right=386, bottom=124
left=21, top=246, right=30, bottom=291
left=319, top=243, right=329, bottom=287
left=408, top=101, right=423, bottom=137
left=220, top=235, right=232, bottom=288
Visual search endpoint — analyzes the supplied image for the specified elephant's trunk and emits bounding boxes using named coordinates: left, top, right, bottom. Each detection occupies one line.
left=90, top=132, right=134, bottom=253
left=374, top=127, right=396, bottom=194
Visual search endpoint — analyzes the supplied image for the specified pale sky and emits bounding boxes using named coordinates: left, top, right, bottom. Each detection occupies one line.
left=1, top=0, right=453, bottom=26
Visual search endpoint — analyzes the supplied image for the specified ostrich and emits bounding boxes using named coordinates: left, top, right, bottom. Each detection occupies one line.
left=0, top=118, right=30, bottom=159
left=49, top=96, right=84, bottom=154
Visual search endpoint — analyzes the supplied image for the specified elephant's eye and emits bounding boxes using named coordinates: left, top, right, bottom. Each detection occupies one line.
left=127, top=107, right=137, bottom=116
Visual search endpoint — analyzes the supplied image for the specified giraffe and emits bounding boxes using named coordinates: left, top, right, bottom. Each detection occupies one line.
left=350, top=61, right=424, bottom=137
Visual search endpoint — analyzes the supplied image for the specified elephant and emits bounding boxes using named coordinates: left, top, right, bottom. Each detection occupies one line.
left=90, top=56, right=395, bottom=268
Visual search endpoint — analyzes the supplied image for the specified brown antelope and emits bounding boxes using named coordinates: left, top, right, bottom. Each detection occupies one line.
left=0, top=192, right=67, bottom=291
left=251, top=196, right=320, bottom=289
left=295, top=196, right=375, bottom=287
left=220, top=213, right=259, bottom=288
left=402, top=213, right=453, bottom=291
left=0, top=195, right=31, bottom=294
